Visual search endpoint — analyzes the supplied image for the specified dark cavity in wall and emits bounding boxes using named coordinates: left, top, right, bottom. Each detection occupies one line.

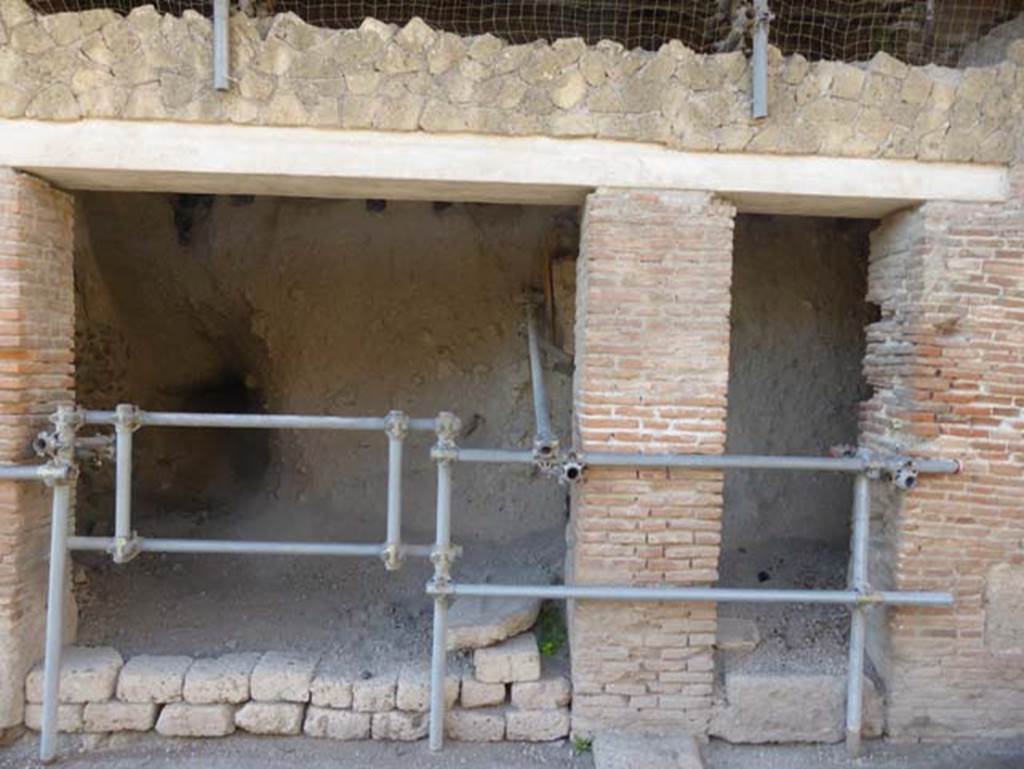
left=722, top=214, right=874, bottom=585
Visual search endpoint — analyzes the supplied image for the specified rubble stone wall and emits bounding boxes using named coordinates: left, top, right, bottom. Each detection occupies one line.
left=0, top=0, right=1022, bottom=163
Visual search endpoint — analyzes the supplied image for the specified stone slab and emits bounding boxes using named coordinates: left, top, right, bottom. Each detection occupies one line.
left=371, top=710, right=428, bottom=741
left=505, top=706, right=570, bottom=741
left=156, top=703, right=236, bottom=737
left=303, top=706, right=371, bottom=740
left=183, top=653, right=260, bottom=704
left=447, top=595, right=541, bottom=650
left=235, top=701, right=304, bottom=735
left=116, top=655, right=193, bottom=703
left=593, top=732, right=704, bottom=769
left=445, top=707, right=505, bottom=742
left=82, top=701, right=158, bottom=732
left=710, top=672, right=883, bottom=744
left=250, top=652, right=318, bottom=703
left=473, top=634, right=540, bottom=684
left=25, top=646, right=124, bottom=704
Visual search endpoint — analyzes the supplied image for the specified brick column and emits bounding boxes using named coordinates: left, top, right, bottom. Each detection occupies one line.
left=0, top=169, right=75, bottom=731
left=569, top=189, right=734, bottom=736
left=861, top=166, right=1024, bottom=738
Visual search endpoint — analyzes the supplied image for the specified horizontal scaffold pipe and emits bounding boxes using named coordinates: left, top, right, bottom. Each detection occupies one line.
left=0, top=464, right=66, bottom=481
left=433, top=582, right=953, bottom=608
left=82, top=410, right=436, bottom=432
left=67, top=536, right=435, bottom=558
left=583, top=451, right=960, bottom=475
left=454, top=448, right=536, bottom=464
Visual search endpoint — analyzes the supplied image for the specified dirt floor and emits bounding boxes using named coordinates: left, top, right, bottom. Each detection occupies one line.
left=3, top=734, right=1023, bottom=769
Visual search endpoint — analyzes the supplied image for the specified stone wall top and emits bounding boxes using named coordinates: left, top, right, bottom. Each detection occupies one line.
left=1, top=0, right=1022, bottom=164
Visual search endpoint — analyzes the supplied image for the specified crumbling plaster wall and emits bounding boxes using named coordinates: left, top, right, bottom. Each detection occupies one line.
left=0, top=0, right=1022, bottom=163
left=723, top=215, right=873, bottom=558
left=73, top=192, right=578, bottom=550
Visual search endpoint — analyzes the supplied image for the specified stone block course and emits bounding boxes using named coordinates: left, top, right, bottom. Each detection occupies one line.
left=303, top=706, right=371, bottom=740
left=183, top=652, right=259, bottom=704
left=445, top=707, right=505, bottom=742
left=82, top=701, right=157, bottom=732
left=25, top=646, right=123, bottom=704
left=116, top=654, right=192, bottom=703
left=473, top=634, right=540, bottom=684
left=352, top=672, right=397, bottom=712
left=24, top=703, right=83, bottom=733
left=156, top=703, right=236, bottom=737
left=250, top=651, right=317, bottom=703
left=505, top=707, right=570, bottom=741
left=510, top=670, right=571, bottom=710
left=234, top=701, right=304, bottom=735
left=371, top=710, right=428, bottom=741
left=460, top=677, right=506, bottom=708
left=395, top=665, right=458, bottom=712
left=309, top=663, right=354, bottom=708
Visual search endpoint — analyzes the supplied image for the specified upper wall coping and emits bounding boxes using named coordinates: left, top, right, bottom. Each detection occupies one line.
left=1, top=0, right=1022, bottom=165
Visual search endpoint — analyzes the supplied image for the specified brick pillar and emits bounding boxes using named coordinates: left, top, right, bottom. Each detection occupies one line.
left=0, top=169, right=75, bottom=730
left=569, top=189, right=734, bottom=736
left=862, top=166, right=1024, bottom=738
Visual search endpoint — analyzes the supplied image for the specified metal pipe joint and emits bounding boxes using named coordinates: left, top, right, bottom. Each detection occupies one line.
left=430, top=412, right=461, bottom=464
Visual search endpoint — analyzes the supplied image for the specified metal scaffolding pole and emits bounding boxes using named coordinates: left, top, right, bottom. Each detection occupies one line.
left=212, top=0, right=229, bottom=91
left=383, top=411, right=408, bottom=571
left=66, top=536, right=435, bottom=558
left=82, top=409, right=436, bottom=432
left=524, top=301, right=558, bottom=459
left=846, top=473, right=871, bottom=756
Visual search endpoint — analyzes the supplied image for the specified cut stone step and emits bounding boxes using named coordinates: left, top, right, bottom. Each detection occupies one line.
left=710, top=671, right=883, bottom=744
left=447, top=596, right=541, bottom=651
left=593, top=732, right=704, bottom=769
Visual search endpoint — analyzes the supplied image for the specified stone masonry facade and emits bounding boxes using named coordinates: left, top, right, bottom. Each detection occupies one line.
left=0, top=168, right=74, bottom=730
left=0, top=0, right=1022, bottom=163
left=862, top=164, right=1024, bottom=738
left=570, top=190, right=734, bottom=736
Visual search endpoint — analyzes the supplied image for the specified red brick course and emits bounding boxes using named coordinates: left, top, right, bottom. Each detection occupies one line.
left=0, top=169, right=74, bottom=729
left=570, top=188, right=734, bottom=735
left=862, top=165, right=1024, bottom=738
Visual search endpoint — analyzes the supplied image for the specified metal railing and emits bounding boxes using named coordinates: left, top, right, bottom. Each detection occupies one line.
left=21, top=309, right=960, bottom=760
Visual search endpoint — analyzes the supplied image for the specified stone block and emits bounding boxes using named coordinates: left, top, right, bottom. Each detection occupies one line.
left=25, top=647, right=123, bottom=704
left=473, top=634, right=540, bottom=684
left=24, top=703, right=84, bottom=733
left=395, top=665, right=459, bottom=712
left=235, top=701, right=304, bottom=735
left=183, top=653, right=259, bottom=704
left=505, top=706, right=570, bottom=741
left=250, top=652, right=318, bottom=703
left=303, top=706, right=371, bottom=740
left=352, top=672, right=397, bottom=712
left=156, top=703, right=235, bottom=737
left=445, top=707, right=505, bottom=742
left=593, top=733, right=704, bottom=769
left=82, top=701, right=157, bottom=732
left=984, top=563, right=1024, bottom=654
left=715, top=618, right=759, bottom=652
left=460, top=677, right=506, bottom=708
left=710, top=672, right=883, bottom=744
left=116, top=655, right=192, bottom=703
left=448, top=596, right=541, bottom=650
left=510, top=669, right=570, bottom=710
left=371, top=710, right=428, bottom=741
left=310, top=663, right=355, bottom=708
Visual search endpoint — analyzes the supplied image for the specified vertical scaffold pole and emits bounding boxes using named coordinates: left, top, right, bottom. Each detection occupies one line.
left=845, top=473, right=871, bottom=756
left=752, top=0, right=771, bottom=118
left=383, top=411, right=408, bottom=571
left=428, top=412, right=459, bottom=752
left=213, top=0, right=230, bottom=91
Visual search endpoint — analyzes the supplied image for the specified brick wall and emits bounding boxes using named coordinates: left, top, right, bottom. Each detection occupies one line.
left=861, top=164, right=1024, bottom=738
left=569, top=188, right=734, bottom=736
left=0, top=168, right=75, bottom=730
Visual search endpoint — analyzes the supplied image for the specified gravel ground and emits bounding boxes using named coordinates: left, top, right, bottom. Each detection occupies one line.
left=3, top=734, right=1023, bottom=769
